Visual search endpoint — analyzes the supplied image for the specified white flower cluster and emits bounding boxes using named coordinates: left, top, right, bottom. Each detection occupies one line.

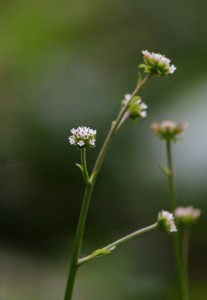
left=69, top=126, right=97, bottom=148
left=141, top=50, right=176, bottom=76
left=158, top=210, right=177, bottom=233
left=174, top=206, right=201, bottom=225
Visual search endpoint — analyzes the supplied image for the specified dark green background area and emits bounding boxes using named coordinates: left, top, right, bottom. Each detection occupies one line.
left=0, top=1, right=207, bottom=299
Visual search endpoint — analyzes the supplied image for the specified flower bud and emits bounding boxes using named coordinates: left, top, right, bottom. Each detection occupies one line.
left=174, top=206, right=201, bottom=225
left=158, top=210, right=177, bottom=234
left=151, top=120, right=188, bottom=141
left=122, top=94, right=148, bottom=123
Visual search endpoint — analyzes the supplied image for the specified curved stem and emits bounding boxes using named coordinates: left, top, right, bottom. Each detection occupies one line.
left=79, top=222, right=158, bottom=266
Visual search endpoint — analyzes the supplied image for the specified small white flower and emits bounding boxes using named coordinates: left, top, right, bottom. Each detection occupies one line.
left=68, top=126, right=97, bottom=148
left=174, top=206, right=201, bottom=225
left=125, top=94, right=132, bottom=102
left=140, top=102, right=148, bottom=110
left=140, top=110, right=147, bottom=118
left=77, top=140, right=85, bottom=147
left=138, top=100, right=148, bottom=118
left=89, top=139, right=96, bottom=146
left=69, top=136, right=75, bottom=145
left=71, top=128, right=76, bottom=134
left=158, top=210, right=177, bottom=233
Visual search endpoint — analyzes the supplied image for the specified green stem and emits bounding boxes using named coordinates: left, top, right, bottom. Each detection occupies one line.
left=166, top=140, right=187, bottom=300
left=64, top=73, right=153, bottom=300
left=64, top=183, right=93, bottom=300
left=78, top=222, right=158, bottom=265
left=166, top=140, right=177, bottom=211
left=64, top=148, right=92, bottom=300
left=81, top=148, right=89, bottom=183
left=181, top=227, right=190, bottom=300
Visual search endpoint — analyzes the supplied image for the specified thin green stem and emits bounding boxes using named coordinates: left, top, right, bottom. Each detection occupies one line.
left=181, top=227, right=190, bottom=300
left=166, top=140, right=177, bottom=211
left=165, top=140, right=187, bottom=300
left=78, top=222, right=158, bottom=265
left=64, top=148, right=92, bottom=300
left=81, top=148, right=90, bottom=183
left=64, top=73, right=153, bottom=300
left=64, top=183, right=93, bottom=300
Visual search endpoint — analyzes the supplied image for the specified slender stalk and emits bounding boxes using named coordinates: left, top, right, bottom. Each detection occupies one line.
left=181, top=227, right=190, bottom=300
left=64, top=74, right=153, bottom=300
left=64, top=185, right=93, bottom=299
left=78, top=223, right=158, bottom=265
left=166, top=140, right=177, bottom=211
left=81, top=148, right=89, bottom=183
left=166, top=140, right=187, bottom=300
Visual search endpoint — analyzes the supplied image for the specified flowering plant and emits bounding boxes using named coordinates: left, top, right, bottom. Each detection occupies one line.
left=63, top=50, right=200, bottom=300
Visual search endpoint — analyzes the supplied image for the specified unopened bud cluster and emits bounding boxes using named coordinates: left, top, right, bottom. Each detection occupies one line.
left=158, top=210, right=177, bottom=233
left=123, top=94, right=148, bottom=122
left=140, top=50, right=176, bottom=76
left=69, top=126, right=97, bottom=148
left=174, top=206, right=201, bottom=225
left=151, top=121, right=188, bottom=141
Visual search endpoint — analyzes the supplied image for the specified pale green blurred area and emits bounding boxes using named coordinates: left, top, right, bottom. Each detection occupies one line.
left=0, top=0, right=207, bottom=299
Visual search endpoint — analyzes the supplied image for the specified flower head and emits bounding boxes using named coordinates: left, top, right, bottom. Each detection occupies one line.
left=174, top=206, right=201, bottom=225
left=158, top=210, right=177, bottom=234
left=68, top=126, right=97, bottom=149
left=139, top=50, right=176, bottom=76
left=151, top=120, right=188, bottom=142
left=122, top=94, right=148, bottom=123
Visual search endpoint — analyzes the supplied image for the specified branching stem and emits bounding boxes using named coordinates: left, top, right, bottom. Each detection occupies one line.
left=64, top=73, right=153, bottom=300
left=78, top=222, right=158, bottom=266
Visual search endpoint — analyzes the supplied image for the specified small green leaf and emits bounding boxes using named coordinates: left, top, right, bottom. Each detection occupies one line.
left=76, top=163, right=83, bottom=172
left=139, top=63, right=150, bottom=73
left=91, top=248, right=111, bottom=258
left=159, top=165, right=171, bottom=177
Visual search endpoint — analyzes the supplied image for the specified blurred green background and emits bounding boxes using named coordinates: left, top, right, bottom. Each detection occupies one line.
left=0, top=0, right=207, bottom=299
